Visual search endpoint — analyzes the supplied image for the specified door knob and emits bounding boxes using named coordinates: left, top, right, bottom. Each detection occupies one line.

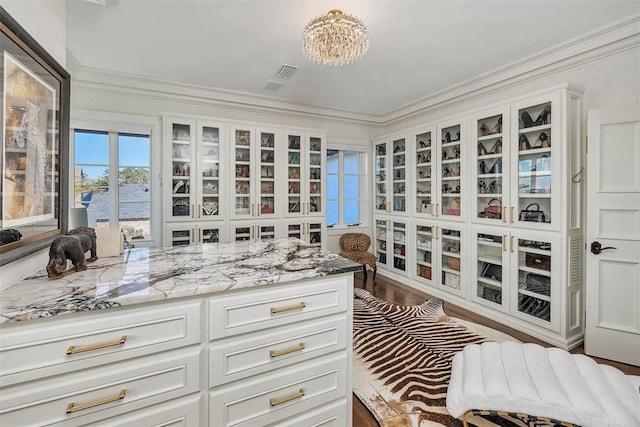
left=590, top=241, right=617, bottom=255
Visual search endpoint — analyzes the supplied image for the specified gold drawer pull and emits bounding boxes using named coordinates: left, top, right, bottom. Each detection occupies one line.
left=66, top=336, right=127, bottom=355
left=270, top=302, right=306, bottom=315
left=66, top=388, right=126, bottom=413
left=270, top=342, right=305, bottom=358
left=270, top=388, right=305, bottom=407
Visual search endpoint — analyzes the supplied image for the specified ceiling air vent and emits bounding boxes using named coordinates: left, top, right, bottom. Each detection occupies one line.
left=263, top=80, right=284, bottom=91
left=274, top=64, right=298, bottom=79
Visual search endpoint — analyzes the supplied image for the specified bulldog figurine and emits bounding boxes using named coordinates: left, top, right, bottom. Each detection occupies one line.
left=46, top=227, right=98, bottom=279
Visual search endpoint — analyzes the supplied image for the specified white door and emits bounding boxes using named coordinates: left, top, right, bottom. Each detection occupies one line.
left=585, top=107, right=640, bottom=366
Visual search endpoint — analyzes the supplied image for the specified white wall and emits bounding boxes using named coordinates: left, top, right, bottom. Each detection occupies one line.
left=0, top=0, right=67, bottom=287
left=0, top=0, right=66, bottom=67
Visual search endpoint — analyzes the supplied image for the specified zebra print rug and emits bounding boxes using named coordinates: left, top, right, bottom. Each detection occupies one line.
left=353, top=288, right=524, bottom=427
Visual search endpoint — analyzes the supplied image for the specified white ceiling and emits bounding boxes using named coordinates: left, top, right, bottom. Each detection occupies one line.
left=66, top=0, right=640, bottom=117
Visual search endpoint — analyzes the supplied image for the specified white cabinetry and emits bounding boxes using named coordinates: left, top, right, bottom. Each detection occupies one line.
left=0, top=275, right=354, bottom=426
left=376, top=86, right=584, bottom=348
left=284, top=129, right=326, bottom=218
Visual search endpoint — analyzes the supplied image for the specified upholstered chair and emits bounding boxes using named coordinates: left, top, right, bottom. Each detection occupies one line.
left=339, top=233, right=377, bottom=282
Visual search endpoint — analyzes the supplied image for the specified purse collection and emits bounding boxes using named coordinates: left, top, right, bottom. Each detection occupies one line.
left=519, top=203, right=546, bottom=223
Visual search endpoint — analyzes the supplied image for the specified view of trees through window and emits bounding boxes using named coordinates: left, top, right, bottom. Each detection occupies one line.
left=74, top=130, right=151, bottom=239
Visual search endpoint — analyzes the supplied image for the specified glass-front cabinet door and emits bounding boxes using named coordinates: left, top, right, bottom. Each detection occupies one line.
left=414, top=222, right=434, bottom=285
left=198, top=124, right=222, bottom=219
left=231, top=126, right=253, bottom=217
left=391, top=138, right=406, bottom=214
left=285, top=220, right=325, bottom=247
left=512, top=94, right=560, bottom=229
left=437, top=225, right=463, bottom=294
left=168, top=120, right=196, bottom=221
left=307, top=135, right=324, bottom=215
left=439, top=122, right=463, bottom=219
left=374, top=141, right=388, bottom=213
left=391, top=221, right=407, bottom=273
left=374, top=218, right=389, bottom=268
left=286, top=132, right=302, bottom=215
left=514, top=234, right=556, bottom=327
left=231, top=221, right=279, bottom=242
left=473, top=229, right=507, bottom=311
left=285, top=131, right=325, bottom=217
left=473, top=110, right=507, bottom=224
left=415, top=130, right=434, bottom=217
left=164, top=223, right=225, bottom=247
left=257, top=129, right=277, bottom=217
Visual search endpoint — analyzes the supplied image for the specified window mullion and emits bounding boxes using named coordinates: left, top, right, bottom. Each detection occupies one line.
left=109, top=131, right=119, bottom=228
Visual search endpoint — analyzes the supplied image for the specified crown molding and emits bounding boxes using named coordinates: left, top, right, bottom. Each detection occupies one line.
left=71, top=67, right=384, bottom=126
left=70, top=13, right=639, bottom=127
left=381, top=13, right=640, bottom=124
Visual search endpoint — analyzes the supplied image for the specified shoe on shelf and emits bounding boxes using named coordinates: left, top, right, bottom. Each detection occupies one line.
left=173, top=180, right=185, bottom=194
left=490, top=139, right=502, bottom=154
left=480, top=123, right=490, bottom=136
left=491, top=117, right=503, bottom=134
left=478, top=160, right=488, bottom=175
left=532, top=132, right=549, bottom=149
left=478, top=143, right=488, bottom=156
left=488, top=159, right=502, bottom=174
left=533, top=104, right=551, bottom=126
left=519, top=135, right=531, bottom=151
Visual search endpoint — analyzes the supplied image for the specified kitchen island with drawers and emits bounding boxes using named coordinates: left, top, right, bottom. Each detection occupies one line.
left=0, top=238, right=359, bottom=426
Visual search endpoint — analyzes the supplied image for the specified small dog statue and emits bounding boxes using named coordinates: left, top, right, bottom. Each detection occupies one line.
left=0, top=228, right=22, bottom=245
left=46, top=227, right=98, bottom=279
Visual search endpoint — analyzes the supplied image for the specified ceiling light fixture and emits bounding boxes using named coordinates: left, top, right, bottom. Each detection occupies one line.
left=302, top=9, right=369, bottom=66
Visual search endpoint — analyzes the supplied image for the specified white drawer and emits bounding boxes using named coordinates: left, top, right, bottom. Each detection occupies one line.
left=87, top=393, right=202, bottom=427
left=267, top=398, right=348, bottom=427
left=209, top=276, right=349, bottom=339
left=209, top=353, right=347, bottom=427
left=210, top=314, right=347, bottom=385
left=0, top=347, right=201, bottom=427
left=0, top=301, right=201, bottom=386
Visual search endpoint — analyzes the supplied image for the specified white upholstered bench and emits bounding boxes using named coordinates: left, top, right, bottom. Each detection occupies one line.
left=446, top=342, right=640, bottom=427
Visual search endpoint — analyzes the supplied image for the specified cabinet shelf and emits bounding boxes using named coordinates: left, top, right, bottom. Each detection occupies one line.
left=478, top=193, right=502, bottom=198
left=518, top=193, right=551, bottom=198
left=172, top=140, right=190, bottom=145
left=417, top=260, right=432, bottom=268
left=442, top=267, right=460, bottom=275
left=477, top=277, right=502, bottom=288
left=519, top=266, right=552, bottom=277
left=441, top=193, right=461, bottom=197
left=477, top=133, right=503, bottom=141
left=518, top=289, right=551, bottom=302
left=444, top=251, right=461, bottom=258
left=442, top=158, right=460, bottom=165
left=519, top=171, right=551, bottom=177
left=478, top=256, right=502, bottom=265
left=478, top=153, right=501, bottom=160
left=519, top=147, right=551, bottom=155
left=416, top=162, right=432, bottom=167
left=519, top=124, right=551, bottom=134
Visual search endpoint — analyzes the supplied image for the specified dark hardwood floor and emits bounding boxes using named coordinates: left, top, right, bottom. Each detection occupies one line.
left=351, top=272, right=640, bottom=427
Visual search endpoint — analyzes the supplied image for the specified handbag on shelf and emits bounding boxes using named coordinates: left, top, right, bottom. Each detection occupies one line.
left=525, top=273, right=551, bottom=296
left=478, top=198, right=502, bottom=219
left=480, top=262, right=502, bottom=282
left=447, top=257, right=460, bottom=271
left=173, top=199, right=190, bottom=216
left=419, top=265, right=432, bottom=280
left=519, top=203, right=546, bottom=223
left=525, top=253, right=551, bottom=271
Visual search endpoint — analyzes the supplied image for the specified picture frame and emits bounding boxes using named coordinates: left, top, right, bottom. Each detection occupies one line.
left=0, top=7, right=70, bottom=266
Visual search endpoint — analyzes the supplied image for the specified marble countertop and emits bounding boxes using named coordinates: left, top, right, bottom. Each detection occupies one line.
left=0, top=238, right=360, bottom=325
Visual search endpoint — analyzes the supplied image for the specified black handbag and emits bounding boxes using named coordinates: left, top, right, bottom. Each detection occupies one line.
left=481, top=262, right=502, bottom=282
left=519, top=203, right=546, bottom=223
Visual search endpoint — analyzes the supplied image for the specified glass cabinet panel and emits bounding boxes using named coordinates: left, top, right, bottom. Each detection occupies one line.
left=258, top=224, right=276, bottom=240
left=517, top=102, right=552, bottom=225
left=287, top=223, right=302, bottom=240
left=169, top=228, right=192, bottom=246
left=392, top=138, right=406, bottom=213
left=308, top=137, right=323, bottom=214
left=200, top=125, right=220, bottom=217
left=476, top=114, right=504, bottom=222
left=234, top=225, right=252, bottom=241
left=517, top=238, right=552, bottom=322
left=308, top=222, right=323, bottom=246
left=415, top=132, right=433, bottom=215
left=440, top=227, right=461, bottom=290
left=476, top=233, right=505, bottom=306
left=233, top=128, right=252, bottom=216
left=259, top=131, right=276, bottom=215
left=171, top=123, right=193, bottom=219
left=392, top=221, right=406, bottom=272
left=287, top=134, right=302, bottom=215
left=415, top=224, right=433, bottom=281
left=441, top=125, right=462, bottom=217
left=375, top=142, right=388, bottom=212
left=375, top=219, right=387, bottom=266
left=200, top=226, right=220, bottom=244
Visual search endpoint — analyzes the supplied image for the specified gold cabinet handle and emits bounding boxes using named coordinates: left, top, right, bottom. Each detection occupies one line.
left=510, top=206, right=515, bottom=224
left=270, top=342, right=305, bottom=358
left=270, top=302, right=306, bottom=315
left=510, top=235, right=515, bottom=253
left=197, top=204, right=201, bottom=219
left=192, top=228, right=195, bottom=243
left=67, top=336, right=127, bottom=355
left=503, top=207, right=507, bottom=224
left=191, top=204, right=194, bottom=219
left=66, top=388, right=126, bottom=413
left=502, top=235, right=507, bottom=252
left=270, top=388, right=305, bottom=407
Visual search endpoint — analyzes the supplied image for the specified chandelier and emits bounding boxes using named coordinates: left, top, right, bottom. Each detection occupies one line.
left=302, top=9, right=369, bottom=66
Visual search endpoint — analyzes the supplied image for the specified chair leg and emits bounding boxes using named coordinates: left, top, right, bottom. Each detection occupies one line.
left=362, top=265, right=367, bottom=283
left=372, top=264, right=377, bottom=281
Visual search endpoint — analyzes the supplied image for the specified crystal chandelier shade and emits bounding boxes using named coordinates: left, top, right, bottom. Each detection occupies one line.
left=302, top=9, right=369, bottom=66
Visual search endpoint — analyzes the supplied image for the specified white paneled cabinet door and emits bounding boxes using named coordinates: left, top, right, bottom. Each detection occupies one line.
left=471, top=227, right=508, bottom=313
left=374, top=218, right=390, bottom=270
left=198, top=122, right=224, bottom=220
left=374, top=140, right=389, bottom=214
left=435, top=223, right=464, bottom=295
left=230, top=125, right=254, bottom=219
left=414, top=221, right=436, bottom=287
left=164, top=223, right=225, bottom=246
left=585, top=107, right=640, bottom=366
left=284, top=130, right=326, bottom=218
left=256, top=128, right=278, bottom=218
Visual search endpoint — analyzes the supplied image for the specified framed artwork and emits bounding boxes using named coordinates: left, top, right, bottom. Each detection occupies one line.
left=0, top=7, right=70, bottom=266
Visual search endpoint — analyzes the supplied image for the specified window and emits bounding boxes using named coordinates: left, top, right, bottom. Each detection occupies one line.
left=327, top=149, right=362, bottom=226
left=74, top=129, right=151, bottom=240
